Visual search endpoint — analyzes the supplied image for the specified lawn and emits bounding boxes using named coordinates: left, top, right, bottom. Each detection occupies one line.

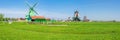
left=0, top=22, right=120, bottom=40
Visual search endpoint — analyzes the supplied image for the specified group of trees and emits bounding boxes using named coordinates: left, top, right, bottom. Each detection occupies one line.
left=0, top=13, right=4, bottom=21
left=0, top=13, right=17, bottom=21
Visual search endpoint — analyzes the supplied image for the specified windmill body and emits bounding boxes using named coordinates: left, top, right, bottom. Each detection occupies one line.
left=29, top=8, right=37, bottom=16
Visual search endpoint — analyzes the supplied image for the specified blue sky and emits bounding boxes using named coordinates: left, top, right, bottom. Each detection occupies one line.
left=0, top=0, right=120, bottom=21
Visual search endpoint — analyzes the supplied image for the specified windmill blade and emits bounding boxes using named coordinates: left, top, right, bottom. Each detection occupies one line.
left=32, top=2, right=38, bottom=8
left=25, top=1, right=32, bottom=7
left=33, top=9, right=39, bottom=15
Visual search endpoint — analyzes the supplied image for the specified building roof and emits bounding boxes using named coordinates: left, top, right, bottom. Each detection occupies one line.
left=31, top=16, right=45, bottom=19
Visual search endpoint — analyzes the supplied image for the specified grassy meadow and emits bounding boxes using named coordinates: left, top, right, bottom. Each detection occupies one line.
left=0, top=22, right=120, bottom=40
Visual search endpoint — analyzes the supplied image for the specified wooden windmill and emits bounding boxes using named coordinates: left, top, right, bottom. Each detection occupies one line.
left=73, top=10, right=81, bottom=21
left=25, top=2, right=39, bottom=21
left=25, top=2, right=50, bottom=22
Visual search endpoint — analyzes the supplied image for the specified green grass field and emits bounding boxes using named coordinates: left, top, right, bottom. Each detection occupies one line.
left=0, top=22, right=120, bottom=40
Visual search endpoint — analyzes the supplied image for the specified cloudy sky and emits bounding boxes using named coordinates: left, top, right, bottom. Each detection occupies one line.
left=0, top=0, right=120, bottom=21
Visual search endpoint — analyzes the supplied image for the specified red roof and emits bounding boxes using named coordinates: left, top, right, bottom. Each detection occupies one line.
left=31, top=16, right=45, bottom=19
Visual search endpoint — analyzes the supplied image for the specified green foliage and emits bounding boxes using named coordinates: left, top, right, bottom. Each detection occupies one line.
left=0, top=22, right=120, bottom=40
left=34, top=18, right=46, bottom=22
left=3, top=17, right=10, bottom=21
left=0, top=13, right=4, bottom=21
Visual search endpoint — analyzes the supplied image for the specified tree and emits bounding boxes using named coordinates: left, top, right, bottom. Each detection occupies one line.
left=0, top=13, right=4, bottom=21
left=4, top=17, right=10, bottom=21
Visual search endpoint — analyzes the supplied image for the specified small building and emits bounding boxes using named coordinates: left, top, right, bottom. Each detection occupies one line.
left=83, top=16, right=90, bottom=22
left=30, top=16, right=50, bottom=22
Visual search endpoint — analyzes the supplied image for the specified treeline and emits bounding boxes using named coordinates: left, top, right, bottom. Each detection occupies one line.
left=0, top=13, right=17, bottom=21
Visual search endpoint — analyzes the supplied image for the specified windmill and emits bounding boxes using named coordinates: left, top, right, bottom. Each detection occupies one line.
left=73, top=10, right=81, bottom=21
left=25, top=2, right=50, bottom=22
left=25, top=2, right=39, bottom=21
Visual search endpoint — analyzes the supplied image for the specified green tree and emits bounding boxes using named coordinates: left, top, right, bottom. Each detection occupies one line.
left=4, top=17, right=10, bottom=21
left=0, top=13, right=4, bottom=21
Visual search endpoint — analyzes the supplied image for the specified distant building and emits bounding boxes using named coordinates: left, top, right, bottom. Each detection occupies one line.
left=18, top=18, right=26, bottom=22
left=30, top=16, right=50, bottom=22
left=83, top=16, right=90, bottom=22
left=66, top=17, right=71, bottom=22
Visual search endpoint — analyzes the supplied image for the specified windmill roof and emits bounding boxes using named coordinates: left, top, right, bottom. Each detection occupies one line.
left=31, top=16, right=45, bottom=19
